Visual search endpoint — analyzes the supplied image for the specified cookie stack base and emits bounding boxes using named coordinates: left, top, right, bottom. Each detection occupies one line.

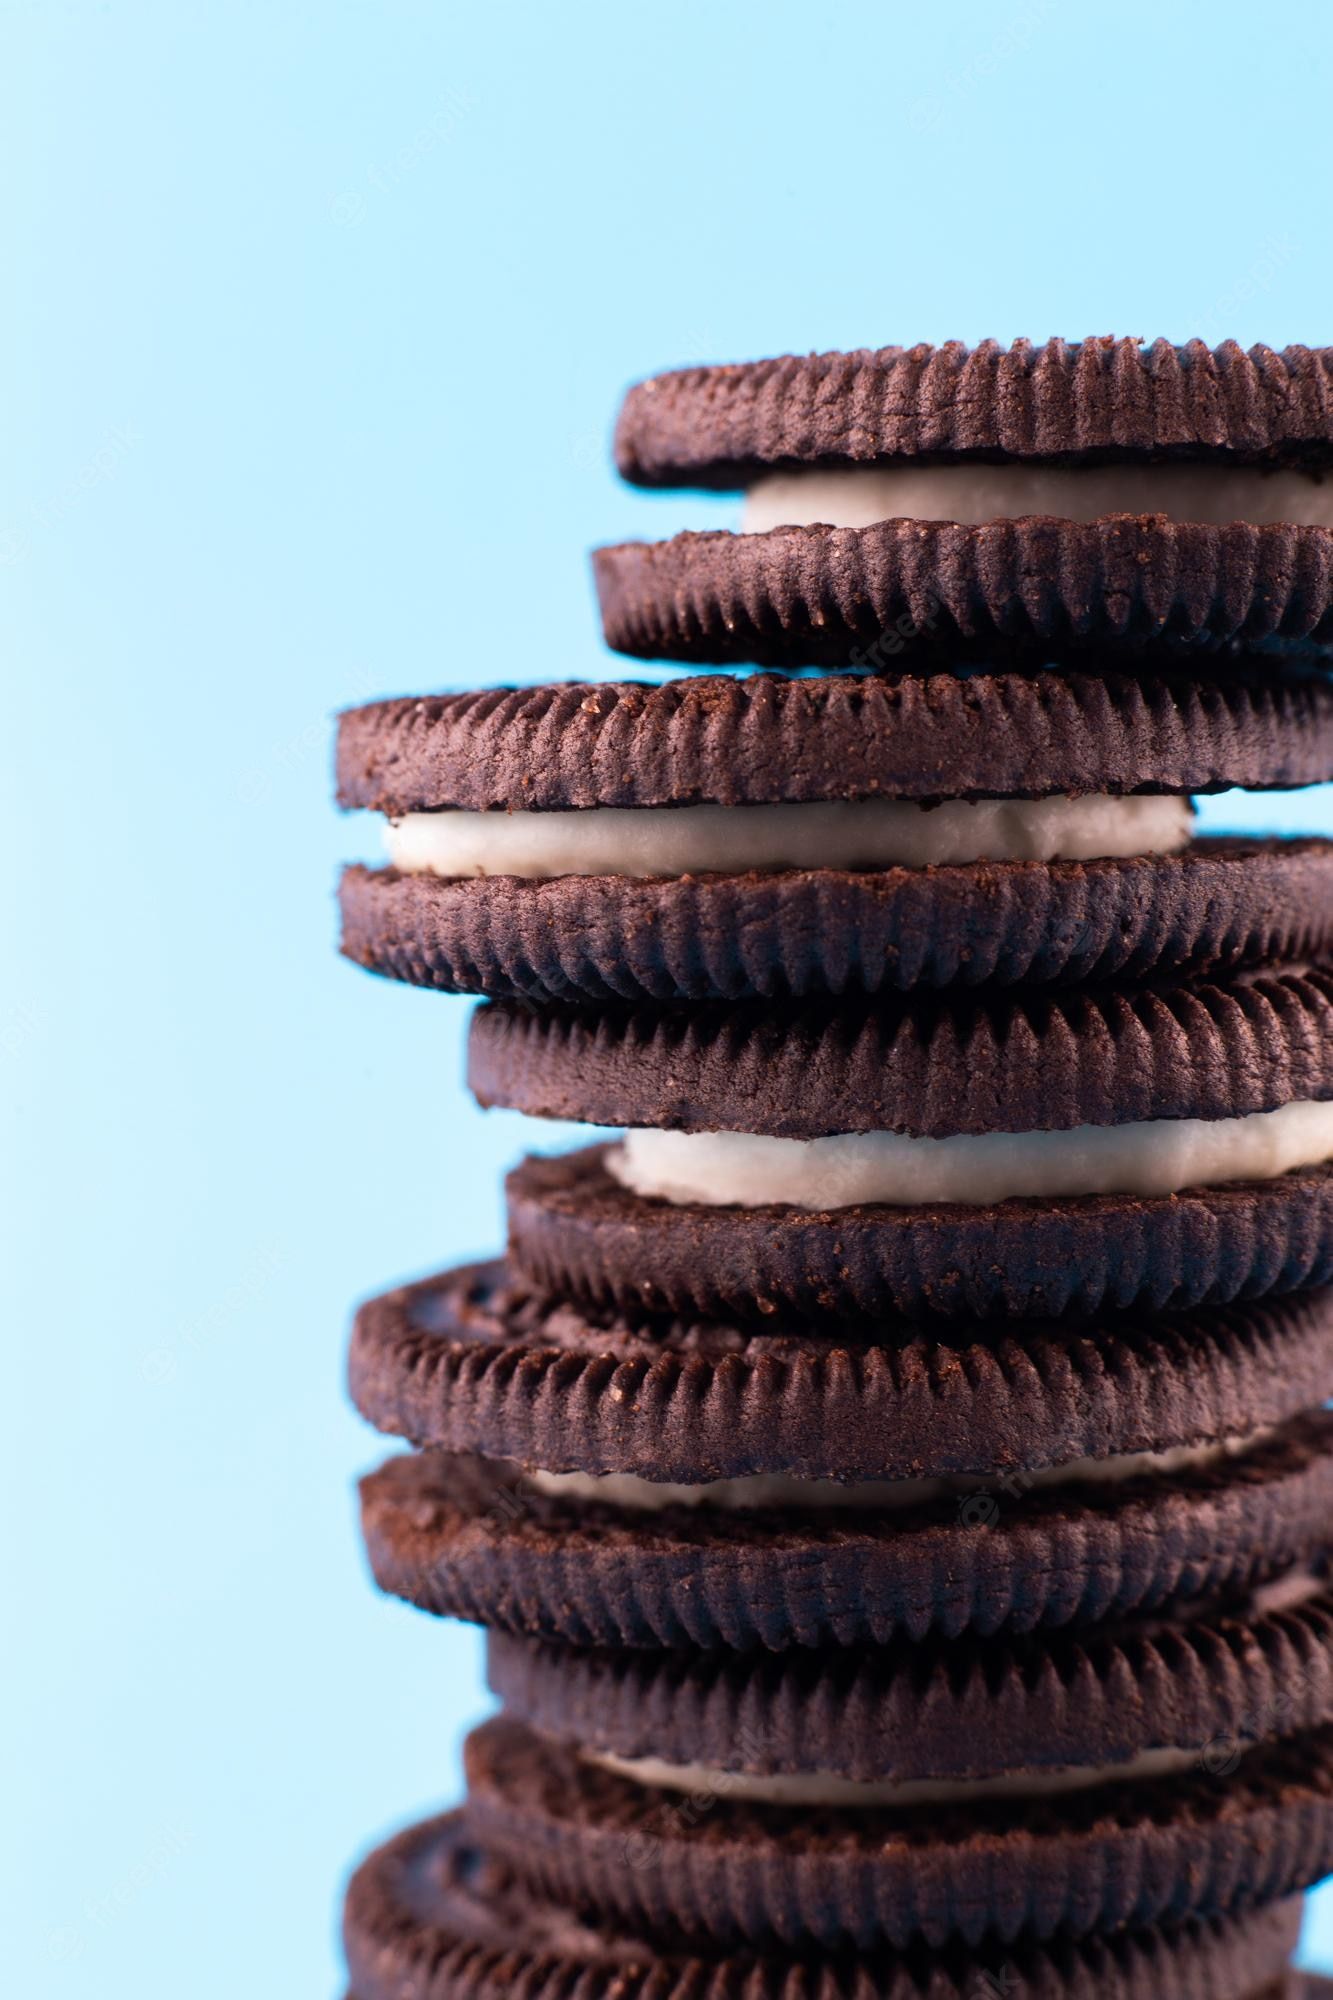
left=344, top=1810, right=1312, bottom=2000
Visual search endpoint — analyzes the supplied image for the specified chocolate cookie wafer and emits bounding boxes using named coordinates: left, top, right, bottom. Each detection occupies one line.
left=344, top=1811, right=1307, bottom=2000
left=614, top=341, right=1333, bottom=488
left=349, top=1263, right=1333, bottom=1486
left=344, top=1808, right=1304, bottom=1992
left=338, top=671, right=1333, bottom=1001
left=598, top=339, right=1333, bottom=663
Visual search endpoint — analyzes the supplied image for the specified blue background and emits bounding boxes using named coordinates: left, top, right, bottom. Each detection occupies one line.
left=4, top=1, right=1332, bottom=1990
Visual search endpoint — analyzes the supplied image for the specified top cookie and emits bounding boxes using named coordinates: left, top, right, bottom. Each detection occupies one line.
left=615, top=339, right=1333, bottom=487
left=599, top=340, right=1333, bottom=665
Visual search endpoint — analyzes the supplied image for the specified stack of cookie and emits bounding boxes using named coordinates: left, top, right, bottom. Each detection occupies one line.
left=338, top=340, right=1333, bottom=1998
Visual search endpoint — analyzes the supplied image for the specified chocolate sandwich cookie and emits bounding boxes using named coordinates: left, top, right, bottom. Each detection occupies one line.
left=480, top=972, right=1333, bottom=1322
left=598, top=339, right=1333, bottom=663
left=357, top=1415, right=1333, bottom=1650
left=467, top=1594, right=1333, bottom=1945
left=343, top=1811, right=1307, bottom=2000
left=338, top=672, right=1333, bottom=1002
left=480, top=1593, right=1333, bottom=1945
left=463, top=1709, right=1333, bottom=1950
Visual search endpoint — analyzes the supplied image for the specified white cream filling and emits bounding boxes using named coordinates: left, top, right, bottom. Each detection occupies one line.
left=523, top=1429, right=1272, bottom=1513
left=585, top=1742, right=1215, bottom=1810
left=608, top=1099, right=1333, bottom=1209
left=742, top=464, right=1333, bottom=533
left=1248, top=1567, right=1328, bottom=1617
left=383, top=794, right=1193, bottom=881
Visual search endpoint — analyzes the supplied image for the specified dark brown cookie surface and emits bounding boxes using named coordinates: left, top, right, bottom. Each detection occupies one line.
left=340, top=839, right=1333, bottom=1002
left=594, top=517, right=1333, bottom=664
left=336, top=671, right=1333, bottom=814
left=357, top=1417, right=1333, bottom=1649
left=506, top=1146, right=1333, bottom=1323
left=485, top=1586, right=1333, bottom=1784
left=613, top=341, right=1333, bottom=487
left=464, top=1713, right=1333, bottom=1949
left=343, top=1811, right=1305, bottom=2000
left=349, top=1259, right=1333, bottom=1482
left=468, top=970, right=1333, bottom=1139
